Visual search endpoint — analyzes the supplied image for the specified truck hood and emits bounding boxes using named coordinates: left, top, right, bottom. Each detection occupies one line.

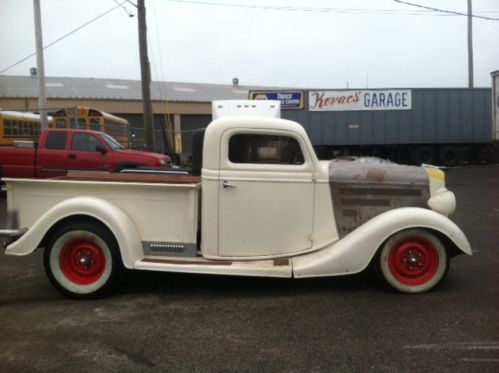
left=330, top=157, right=428, bottom=185
left=116, top=149, right=170, bottom=161
left=328, top=157, right=452, bottom=237
left=118, top=149, right=166, bottom=158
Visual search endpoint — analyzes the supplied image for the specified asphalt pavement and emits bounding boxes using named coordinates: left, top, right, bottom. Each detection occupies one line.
left=0, top=164, right=498, bottom=372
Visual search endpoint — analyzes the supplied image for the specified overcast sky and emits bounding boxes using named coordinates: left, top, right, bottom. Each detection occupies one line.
left=0, top=0, right=498, bottom=89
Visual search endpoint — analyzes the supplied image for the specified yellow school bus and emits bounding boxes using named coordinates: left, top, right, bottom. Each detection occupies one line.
left=0, top=110, right=53, bottom=146
left=52, top=106, right=130, bottom=148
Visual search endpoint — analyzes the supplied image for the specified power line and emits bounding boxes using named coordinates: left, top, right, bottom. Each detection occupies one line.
left=161, top=0, right=497, bottom=17
left=0, top=1, right=130, bottom=74
left=394, top=0, right=499, bottom=21
left=162, top=0, right=428, bottom=14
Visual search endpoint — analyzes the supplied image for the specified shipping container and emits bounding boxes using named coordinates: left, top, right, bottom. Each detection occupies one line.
left=277, top=88, right=494, bottom=166
left=492, top=71, right=499, bottom=142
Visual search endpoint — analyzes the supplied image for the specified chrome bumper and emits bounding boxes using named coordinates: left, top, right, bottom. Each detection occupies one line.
left=0, top=228, right=27, bottom=247
left=0, top=228, right=27, bottom=238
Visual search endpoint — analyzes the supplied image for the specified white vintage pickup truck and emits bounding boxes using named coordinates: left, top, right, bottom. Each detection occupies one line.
left=2, top=101, right=471, bottom=298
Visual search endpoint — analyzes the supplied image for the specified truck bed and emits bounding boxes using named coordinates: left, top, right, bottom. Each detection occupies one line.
left=0, top=146, right=36, bottom=178
left=5, top=174, right=201, bottom=251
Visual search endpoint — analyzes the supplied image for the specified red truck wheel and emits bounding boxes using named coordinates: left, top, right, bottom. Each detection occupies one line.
left=44, top=220, right=123, bottom=298
left=378, top=229, right=449, bottom=293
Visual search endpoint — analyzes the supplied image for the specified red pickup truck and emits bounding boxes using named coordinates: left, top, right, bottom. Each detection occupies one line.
left=0, top=129, right=171, bottom=179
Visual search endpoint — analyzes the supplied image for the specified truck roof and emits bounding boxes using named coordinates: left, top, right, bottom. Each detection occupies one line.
left=0, top=111, right=53, bottom=121
left=43, top=128, right=106, bottom=136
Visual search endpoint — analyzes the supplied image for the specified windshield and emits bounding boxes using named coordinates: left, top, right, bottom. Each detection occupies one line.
left=102, top=133, right=125, bottom=150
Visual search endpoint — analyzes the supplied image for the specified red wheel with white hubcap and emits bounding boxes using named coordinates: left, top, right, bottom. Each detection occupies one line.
left=378, top=229, right=448, bottom=293
left=44, top=220, right=123, bottom=299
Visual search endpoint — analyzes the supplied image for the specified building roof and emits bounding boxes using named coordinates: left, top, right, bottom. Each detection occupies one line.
left=0, top=75, right=277, bottom=102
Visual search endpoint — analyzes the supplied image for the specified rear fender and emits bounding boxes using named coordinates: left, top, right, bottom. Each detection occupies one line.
left=293, top=207, right=471, bottom=278
left=5, top=196, right=142, bottom=268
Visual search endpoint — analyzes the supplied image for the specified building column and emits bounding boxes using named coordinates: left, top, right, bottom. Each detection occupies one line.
left=174, top=114, right=182, bottom=154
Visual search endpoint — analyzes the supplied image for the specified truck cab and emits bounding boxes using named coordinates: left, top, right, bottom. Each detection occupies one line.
left=0, top=128, right=171, bottom=179
left=39, top=129, right=171, bottom=176
left=201, top=116, right=329, bottom=259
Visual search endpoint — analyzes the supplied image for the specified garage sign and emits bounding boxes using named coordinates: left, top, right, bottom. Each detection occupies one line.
left=249, top=91, right=304, bottom=109
left=309, top=90, right=412, bottom=111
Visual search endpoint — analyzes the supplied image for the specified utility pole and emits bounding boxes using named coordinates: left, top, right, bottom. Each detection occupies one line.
left=137, top=0, right=155, bottom=152
left=33, top=0, right=49, bottom=129
left=467, top=0, right=474, bottom=88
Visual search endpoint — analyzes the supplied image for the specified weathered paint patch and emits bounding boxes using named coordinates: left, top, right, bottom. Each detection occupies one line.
left=330, top=159, right=430, bottom=237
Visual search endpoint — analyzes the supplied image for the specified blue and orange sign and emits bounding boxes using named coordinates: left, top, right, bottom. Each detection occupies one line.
left=249, top=91, right=304, bottom=110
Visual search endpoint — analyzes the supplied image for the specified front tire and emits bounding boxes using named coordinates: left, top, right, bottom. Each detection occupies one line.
left=44, top=220, right=123, bottom=299
left=377, top=229, right=449, bottom=293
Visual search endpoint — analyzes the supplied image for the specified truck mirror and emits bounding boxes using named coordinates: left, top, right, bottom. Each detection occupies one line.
left=96, top=144, right=107, bottom=154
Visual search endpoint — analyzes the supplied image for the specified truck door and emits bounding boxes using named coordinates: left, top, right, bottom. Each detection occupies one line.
left=218, top=130, right=315, bottom=258
left=66, top=132, right=112, bottom=172
left=37, top=131, right=70, bottom=178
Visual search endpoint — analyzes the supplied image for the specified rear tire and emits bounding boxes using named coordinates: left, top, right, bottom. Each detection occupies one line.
left=411, top=146, right=435, bottom=165
left=377, top=229, right=449, bottom=293
left=438, top=146, right=461, bottom=167
left=44, top=220, right=123, bottom=299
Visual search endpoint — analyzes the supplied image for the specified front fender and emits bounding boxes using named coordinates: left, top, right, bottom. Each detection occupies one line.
left=5, top=196, right=142, bottom=269
left=293, top=207, right=471, bottom=278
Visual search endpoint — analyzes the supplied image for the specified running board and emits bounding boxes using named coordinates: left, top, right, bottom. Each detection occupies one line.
left=134, top=257, right=292, bottom=278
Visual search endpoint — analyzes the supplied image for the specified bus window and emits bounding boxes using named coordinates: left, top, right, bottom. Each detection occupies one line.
left=89, top=117, right=101, bottom=131
left=56, top=119, right=66, bottom=128
left=4, top=120, right=12, bottom=136
left=69, top=118, right=86, bottom=129
left=12, top=121, right=18, bottom=136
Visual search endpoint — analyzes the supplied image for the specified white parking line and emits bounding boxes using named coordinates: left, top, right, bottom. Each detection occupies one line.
left=462, top=358, right=499, bottom=363
left=403, top=342, right=499, bottom=350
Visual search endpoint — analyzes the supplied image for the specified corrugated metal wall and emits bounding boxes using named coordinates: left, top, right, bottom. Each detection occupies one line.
left=282, top=88, right=492, bottom=146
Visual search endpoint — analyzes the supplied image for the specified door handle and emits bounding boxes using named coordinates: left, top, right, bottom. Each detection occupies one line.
left=68, top=154, right=77, bottom=159
left=223, top=180, right=236, bottom=189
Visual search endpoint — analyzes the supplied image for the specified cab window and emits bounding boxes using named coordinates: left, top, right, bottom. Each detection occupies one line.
left=229, top=134, right=304, bottom=165
left=71, top=133, right=102, bottom=152
left=45, top=132, right=67, bottom=150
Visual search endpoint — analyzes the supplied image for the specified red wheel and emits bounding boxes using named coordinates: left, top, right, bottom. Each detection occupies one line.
left=44, top=220, right=123, bottom=298
left=379, top=229, right=448, bottom=293
left=59, top=238, right=107, bottom=285
left=388, top=236, right=439, bottom=286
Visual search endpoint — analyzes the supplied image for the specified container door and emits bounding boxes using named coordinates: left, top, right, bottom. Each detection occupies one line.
left=493, top=72, right=499, bottom=140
